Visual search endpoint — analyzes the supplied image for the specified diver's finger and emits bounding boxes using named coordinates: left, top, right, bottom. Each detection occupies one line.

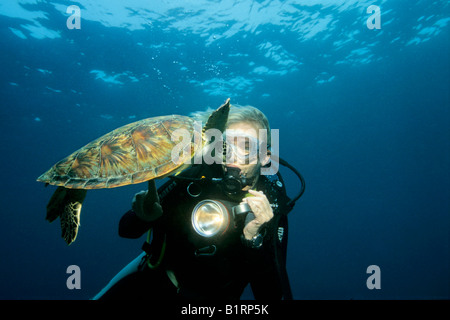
left=145, top=179, right=159, bottom=204
left=246, top=195, right=271, bottom=213
left=248, top=189, right=266, bottom=198
left=134, top=190, right=147, bottom=201
left=132, top=190, right=147, bottom=213
left=147, top=179, right=157, bottom=193
left=245, top=197, right=272, bottom=222
left=247, top=190, right=272, bottom=209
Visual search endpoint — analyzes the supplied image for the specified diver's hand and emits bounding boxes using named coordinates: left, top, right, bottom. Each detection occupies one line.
left=131, top=180, right=163, bottom=222
left=242, top=190, right=274, bottom=240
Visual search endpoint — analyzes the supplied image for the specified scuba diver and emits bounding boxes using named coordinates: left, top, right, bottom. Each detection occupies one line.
left=93, top=104, right=305, bottom=300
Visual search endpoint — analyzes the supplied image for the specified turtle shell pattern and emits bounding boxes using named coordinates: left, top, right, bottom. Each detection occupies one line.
left=37, top=115, right=198, bottom=189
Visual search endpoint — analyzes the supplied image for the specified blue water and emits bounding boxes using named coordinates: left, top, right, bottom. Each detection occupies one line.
left=0, top=1, right=449, bottom=300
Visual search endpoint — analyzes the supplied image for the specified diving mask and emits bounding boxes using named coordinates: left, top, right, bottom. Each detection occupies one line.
left=223, top=129, right=259, bottom=165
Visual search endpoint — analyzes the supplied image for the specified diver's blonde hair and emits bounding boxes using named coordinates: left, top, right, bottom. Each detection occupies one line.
left=190, top=103, right=271, bottom=146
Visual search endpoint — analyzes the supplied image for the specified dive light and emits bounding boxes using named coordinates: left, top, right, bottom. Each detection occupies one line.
left=191, top=200, right=255, bottom=238
left=191, top=200, right=230, bottom=237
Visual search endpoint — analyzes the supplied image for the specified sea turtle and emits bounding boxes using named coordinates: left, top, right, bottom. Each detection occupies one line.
left=38, top=98, right=230, bottom=245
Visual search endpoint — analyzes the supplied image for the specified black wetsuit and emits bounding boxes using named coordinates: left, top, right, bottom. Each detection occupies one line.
left=97, top=164, right=293, bottom=300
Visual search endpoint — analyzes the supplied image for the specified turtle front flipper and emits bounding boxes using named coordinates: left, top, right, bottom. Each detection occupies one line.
left=203, top=98, right=230, bottom=134
left=46, top=187, right=87, bottom=245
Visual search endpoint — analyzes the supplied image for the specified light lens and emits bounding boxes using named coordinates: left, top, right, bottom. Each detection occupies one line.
left=191, top=200, right=229, bottom=237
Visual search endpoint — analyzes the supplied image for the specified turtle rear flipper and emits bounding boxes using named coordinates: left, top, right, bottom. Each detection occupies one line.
left=46, top=187, right=87, bottom=245
left=61, top=201, right=82, bottom=245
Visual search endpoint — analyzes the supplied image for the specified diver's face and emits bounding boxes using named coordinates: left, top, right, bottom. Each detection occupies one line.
left=223, top=122, right=270, bottom=190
